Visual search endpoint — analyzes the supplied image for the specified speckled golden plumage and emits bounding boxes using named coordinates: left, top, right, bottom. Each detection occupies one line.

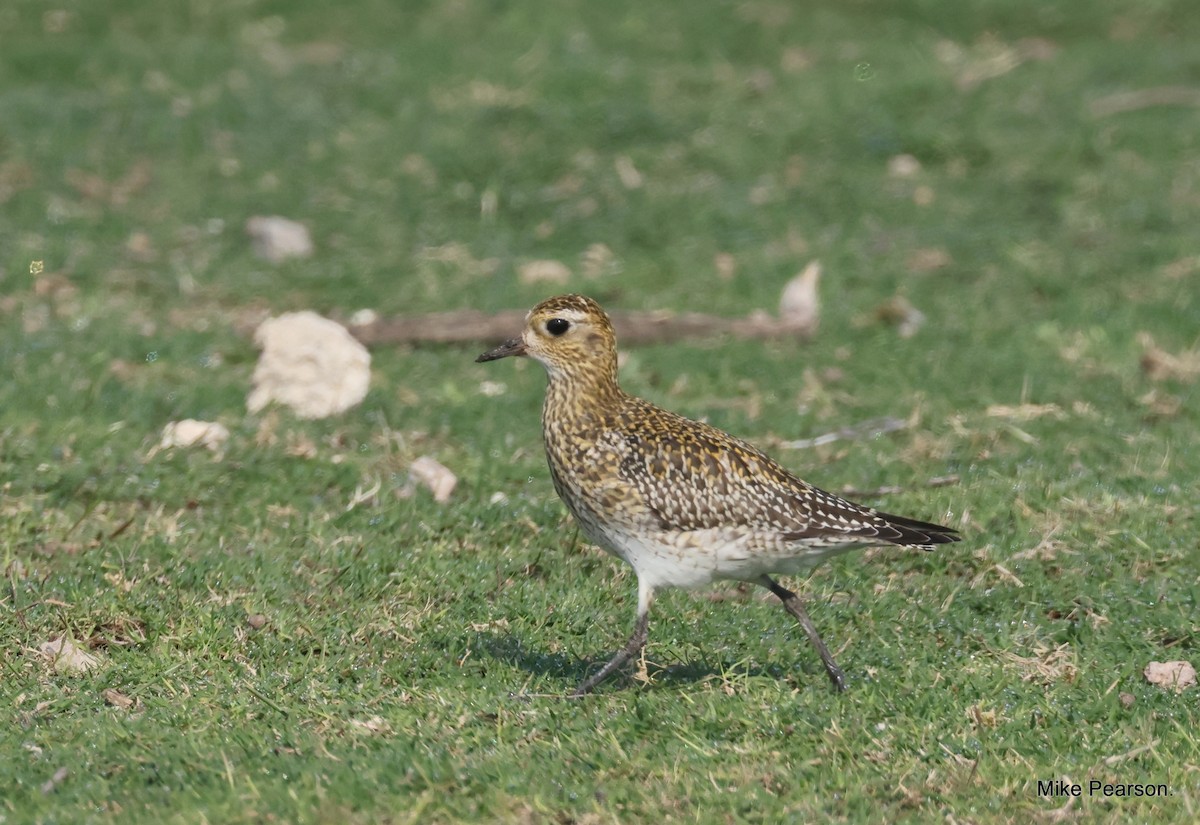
left=478, top=294, right=960, bottom=695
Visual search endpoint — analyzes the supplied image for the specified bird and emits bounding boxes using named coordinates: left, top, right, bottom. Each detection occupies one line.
left=477, top=294, right=960, bottom=695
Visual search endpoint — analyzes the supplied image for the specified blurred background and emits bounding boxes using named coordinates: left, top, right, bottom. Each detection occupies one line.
left=5, top=0, right=1198, bottom=321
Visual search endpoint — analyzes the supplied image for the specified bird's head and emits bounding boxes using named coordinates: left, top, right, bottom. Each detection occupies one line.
left=476, top=294, right=618, bottom=383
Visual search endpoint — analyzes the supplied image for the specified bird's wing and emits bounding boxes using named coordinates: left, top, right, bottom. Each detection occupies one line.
left=617, top=403, right=958, bottom=548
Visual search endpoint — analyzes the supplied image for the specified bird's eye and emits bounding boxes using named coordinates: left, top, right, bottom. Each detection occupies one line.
left=546, top=318, right=570, bottom=336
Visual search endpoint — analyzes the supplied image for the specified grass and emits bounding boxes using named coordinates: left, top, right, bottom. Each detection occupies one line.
left=3, top=0, right=1199, bottom=821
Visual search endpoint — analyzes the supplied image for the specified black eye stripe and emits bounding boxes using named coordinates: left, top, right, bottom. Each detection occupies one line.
left=546, top=318, right=570, bottom=336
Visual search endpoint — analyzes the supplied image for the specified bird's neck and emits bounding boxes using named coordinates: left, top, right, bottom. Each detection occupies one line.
left=542, top=361, right=625, bottom=429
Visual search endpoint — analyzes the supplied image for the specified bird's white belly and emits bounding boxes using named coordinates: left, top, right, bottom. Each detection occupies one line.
left=586, top=525, right=863, bottom=590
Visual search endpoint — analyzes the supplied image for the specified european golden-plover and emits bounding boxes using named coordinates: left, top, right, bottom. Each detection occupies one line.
left=477, top=294, right=960, bottom=695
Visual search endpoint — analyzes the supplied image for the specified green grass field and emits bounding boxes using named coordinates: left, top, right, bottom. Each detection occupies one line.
left=3, top=0, right=1199, bottom=821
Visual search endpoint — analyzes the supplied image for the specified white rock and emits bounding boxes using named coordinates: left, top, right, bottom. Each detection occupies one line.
left=580, top=243, right=618, bottom=279
left=409, top=456, right=457, bottom=504
left=518, top=259, right=571, bottom=285
left=247, top=312, right=370, bottom=419
left=39, top=638, right=101, bottom=675
left=159, top=419, right=230, bottom=452
left=779, top=260, right=821, bottom=337
left=614, top=155, right=643, bottom=189
left=888, top=153, right=922, bottom=178
left=348, top=308, right=379, bottom=326
left=245, top=215, right=314, bottom=263
left=1144, top=660, right=1197, bottom=693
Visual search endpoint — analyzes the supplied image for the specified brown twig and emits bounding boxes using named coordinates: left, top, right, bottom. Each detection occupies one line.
left=838, top=474, right=960, bottom=499
left=1090, top=86, right=1200, bottom=117
left=779, top=416, right=908, bottom=450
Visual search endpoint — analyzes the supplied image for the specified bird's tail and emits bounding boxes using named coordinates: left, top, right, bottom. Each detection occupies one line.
left=873, top=510, right=961, bottom=549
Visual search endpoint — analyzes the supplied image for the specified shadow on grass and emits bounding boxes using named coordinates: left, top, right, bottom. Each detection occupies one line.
left=475, top=631, right=810, bottom=692
left=473, top=631, right=589, bottom=683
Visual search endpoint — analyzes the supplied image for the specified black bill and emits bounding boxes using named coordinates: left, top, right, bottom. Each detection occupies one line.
left=476, top=337, right=527, bottom=362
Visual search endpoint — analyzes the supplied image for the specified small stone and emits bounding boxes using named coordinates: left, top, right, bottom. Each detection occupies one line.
left=125, top=231, right=157, bottom=262
left=40, top=767, right=69, bottom=795
left=779, top=260, right=821, bottom=337
left=159, top=419, right=230, bottom=453
left=714, top=252, right=737, bottom=281
left=1119, top=691, right=1135, bottom=709
left=780, top=48, right=812, bottom=74
left=1144, top=660, right=1196, bottom=693
left=247, top=613, right=268, bottom=630
left=245, top=215, right=314, bottom=263
left=906, top=247, right=953, bottom=274
left=887, top=154, right=921, bottom=178
left=348, top=308, right=378, bottom=326
left=410, top=456, right=457, bottom=504
left=518, top=259, right=571, bottom=285
left=39, top=638, right=101, bottom=675
left=580, top=243, right=618, bottom=279
left=614, top=156, right=643, bottom=189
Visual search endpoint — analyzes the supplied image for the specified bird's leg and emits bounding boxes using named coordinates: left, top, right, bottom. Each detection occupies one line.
left=573, top=581, right=653, bottom=696
left=760, top=575, right=847, bottom=692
